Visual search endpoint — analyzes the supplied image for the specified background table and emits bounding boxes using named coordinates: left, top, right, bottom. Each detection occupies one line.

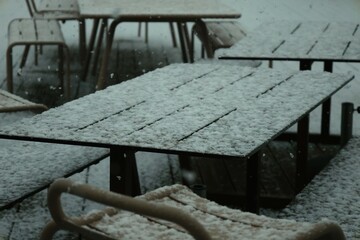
left=0, top=63, right=353, bottom=213
left=77, top=0, right=241, bottom=88
left=219, top=20, right=360, bottom=141
left=219, top=21, right=360, bottom=63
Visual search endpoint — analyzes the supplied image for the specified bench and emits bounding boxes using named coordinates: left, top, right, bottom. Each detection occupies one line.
left=0, top=89, right=47, bottom=113
left=7, top=18, right=71, bottom=99
left=41, top=179, right=346, bottom=240
left=0, top=140, right=109, bottom=210
left=0, top=107, right=109, bottom=210
left=277, top=136, right=360, bottom=239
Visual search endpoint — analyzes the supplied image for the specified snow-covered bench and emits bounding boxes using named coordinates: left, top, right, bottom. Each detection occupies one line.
left=0, top=109, right=109, bottom=210
left=276, top=136, right=360, bottom=239
left=0, top=140, right=109, bottom=210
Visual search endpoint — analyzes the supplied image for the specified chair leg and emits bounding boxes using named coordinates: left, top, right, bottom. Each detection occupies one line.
left=145, top=22, right=149, bottom=43
left=176, top=22, right=191, bottom=63
left=6, top=46, right=14, bottom=93
left=20, top=45, right=31, bottom=68
left=138, top=22, right=149, bottom=42
left=91, top=19, right=107, bottom=76
left=34, top=44, right=39, bottom=66
left=79, top=18, right=87, bottom=65
left=138, top=22, right=142, bottom=37
left=62, top=44, right=71, bottom=100
left=81, top=19, right=100, bottom=81
left=169, top=22, right=178, bottom=47
left=58, top=45, right=64, bottom=92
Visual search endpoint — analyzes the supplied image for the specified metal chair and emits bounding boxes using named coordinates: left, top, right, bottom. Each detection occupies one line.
left=7, top=18, right=71, bottom=99
left=23, top=0, right=86, bottom=65
left=41, top=179, right=346, bottom=240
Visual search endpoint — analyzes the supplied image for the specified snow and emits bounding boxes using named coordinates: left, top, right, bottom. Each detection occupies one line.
left=276, top=137, right=360, bottom=239
left=0, top=137, right=109, bottom=208
left=0, top=0, right=359, bottom=239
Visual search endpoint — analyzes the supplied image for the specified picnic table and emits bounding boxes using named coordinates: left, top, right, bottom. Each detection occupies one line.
left=218, top=21, right=360, bottom=63
left=0, top=63, right=353, bottom=213
left=218, top=20, right=360, bottom=141
left=76, top=0, right=241, bottom=88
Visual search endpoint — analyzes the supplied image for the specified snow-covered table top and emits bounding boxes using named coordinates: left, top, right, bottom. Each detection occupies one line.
left=219, top=21, right=360, bottom=62
left=0, top=63, right=353, bottom=158
left=78, top=0, right=240, bottom=19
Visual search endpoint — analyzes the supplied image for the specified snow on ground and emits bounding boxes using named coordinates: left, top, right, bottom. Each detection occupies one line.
left=0, top=0, right=359, bottom=239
